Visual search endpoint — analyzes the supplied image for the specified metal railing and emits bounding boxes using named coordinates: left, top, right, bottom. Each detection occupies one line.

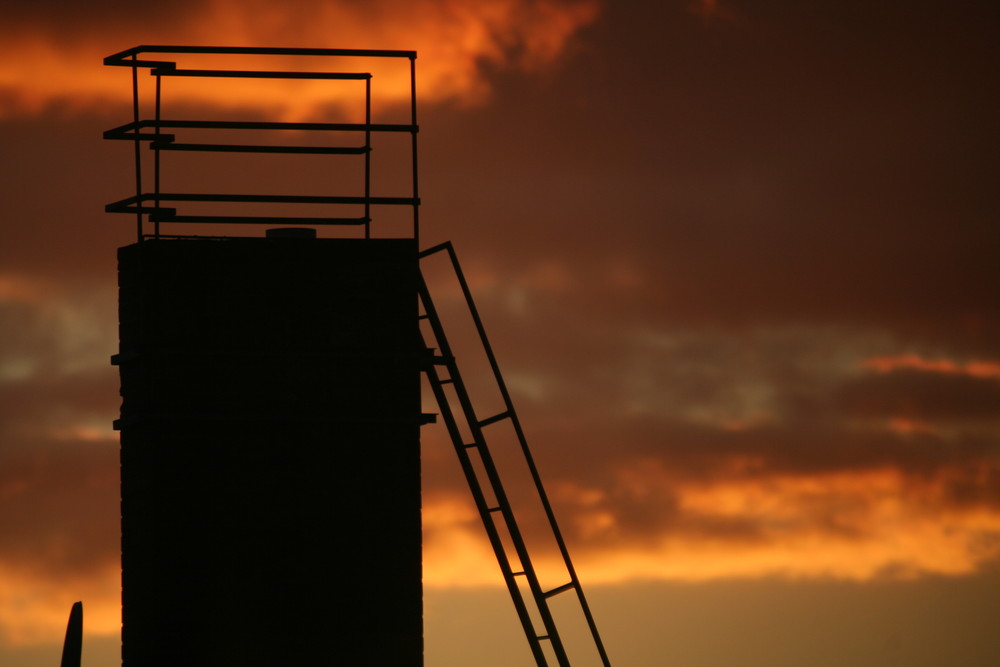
left=104, top=46, right=420, bottom=242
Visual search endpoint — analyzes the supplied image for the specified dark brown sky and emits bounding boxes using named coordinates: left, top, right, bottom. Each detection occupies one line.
left=1, top=1, right=999, bottom=665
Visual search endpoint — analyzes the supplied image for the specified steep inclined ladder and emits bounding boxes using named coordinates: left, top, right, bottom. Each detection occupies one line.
left=419, top=242, right=611, bottom=667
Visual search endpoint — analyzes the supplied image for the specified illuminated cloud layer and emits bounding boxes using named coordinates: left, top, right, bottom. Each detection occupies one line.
left=418, top=322, right=1000, bottom=586
left=0, top=0, right=600, bottom=119
left=5, top=282, right=999, bottom=645
left=423, top=464, right=1000, bottom=587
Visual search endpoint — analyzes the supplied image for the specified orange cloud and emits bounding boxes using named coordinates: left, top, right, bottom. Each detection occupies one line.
left=587, top=465, right=1000, bottom=581
left=0, top=0, right=600, bottom=120
left=0, top=564, right=120, bottom=647
left=422, top=462, right=1000, bottom=589
left=6, top=451, right=999, bottom=645
left=860, top=354, right=1000, bottom=380
left=423, top=493, right=500, bottom=587
left=0, top=443, right=120, bottom=648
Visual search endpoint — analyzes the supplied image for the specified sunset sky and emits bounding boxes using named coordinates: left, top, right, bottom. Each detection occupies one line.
left=2, top=1, right=999, bottom=665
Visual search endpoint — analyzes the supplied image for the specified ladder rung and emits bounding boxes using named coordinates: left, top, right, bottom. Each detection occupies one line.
left=478, top=410, right=511, bottom=427
left=439, top=377, right=455, bottom=385
left=487, top=506, right=502, bottom=513
left=537, top=635, right=550, bottom=641
left=462, top=442, right=478, bottom=449
left=542, top=581, right=576, bottom=599
left=511, top=571, right=526, bottom=577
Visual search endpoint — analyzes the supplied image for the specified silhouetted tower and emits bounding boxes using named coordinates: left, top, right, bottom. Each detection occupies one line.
left=105, top=46, right=610, bottom=667
left=106, top=47, right=422, bottom=666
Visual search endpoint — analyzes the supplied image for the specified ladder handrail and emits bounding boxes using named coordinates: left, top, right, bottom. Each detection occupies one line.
left=419, top=241, right=612, bottom=667
left=419, top=305, right=551, bottom=665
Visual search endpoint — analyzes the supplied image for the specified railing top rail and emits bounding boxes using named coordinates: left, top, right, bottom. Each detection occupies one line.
left=105, top=45, right=417, bottom=67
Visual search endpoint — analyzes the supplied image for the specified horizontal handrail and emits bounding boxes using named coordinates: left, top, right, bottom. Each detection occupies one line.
left=105, top=120, right=417, bottom=139
left=147, top=142, right=368, bottom=155
left=105, top=45, right=417, bottom=68
left=150, top=215, right=370, bottom=226
left=103, top=119, right=415, bottom=154
left=149, top=67, right=371, bottom=80
left=107, top=192, right=418, bottom=210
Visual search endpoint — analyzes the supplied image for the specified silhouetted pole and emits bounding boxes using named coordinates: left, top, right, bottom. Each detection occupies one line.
left=60, top=601, right=82, bottom=667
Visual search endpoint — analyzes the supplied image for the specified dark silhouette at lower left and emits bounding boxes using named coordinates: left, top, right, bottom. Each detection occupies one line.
left=60, top=601, right=82, bottom=667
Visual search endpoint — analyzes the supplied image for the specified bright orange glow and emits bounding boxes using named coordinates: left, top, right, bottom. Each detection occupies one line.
left=576, top=503, right=1000, bottom=582
left=5, top=449, right=999, bottom=645
left=0, top=564, right=120, bottom=646
left=860, top=353, right=1000, bottom=379
left=423, top=463, right=1000, bottom=589
left=422, top=494, right=499, bottom=587
left=577, top=465, right=1000, bottom=582
left=11, top=462, right=999, bottom=645
left=0, top=0, right=600, bottom=120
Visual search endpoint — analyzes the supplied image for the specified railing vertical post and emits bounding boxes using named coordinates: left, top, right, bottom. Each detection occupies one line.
left=364, top=75, right=371, bottom=239
left=154, top=74, right=162, bottom=240
left=409, top=54, right=419, bottom=246
left=131, top=54, right=142, bottom=241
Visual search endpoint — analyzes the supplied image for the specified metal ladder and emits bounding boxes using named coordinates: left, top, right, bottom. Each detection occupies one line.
left=419, top=241, right=611, bottom=667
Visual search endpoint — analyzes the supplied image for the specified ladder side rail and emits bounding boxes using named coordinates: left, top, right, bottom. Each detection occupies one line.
left=445, top=350, right=571, bottom=667
left=420, top=248, right=572, bottom=666
left=418, top=278, right=549, bottom=666
left=421, top=344, right=548, bottom=666
left=436, top=241, right=613, bottom=667
left=420, top=275, right=565, bottom=664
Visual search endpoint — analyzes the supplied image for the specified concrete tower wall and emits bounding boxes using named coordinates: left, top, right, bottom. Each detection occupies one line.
left=117, top=237, right=421, bottom=666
